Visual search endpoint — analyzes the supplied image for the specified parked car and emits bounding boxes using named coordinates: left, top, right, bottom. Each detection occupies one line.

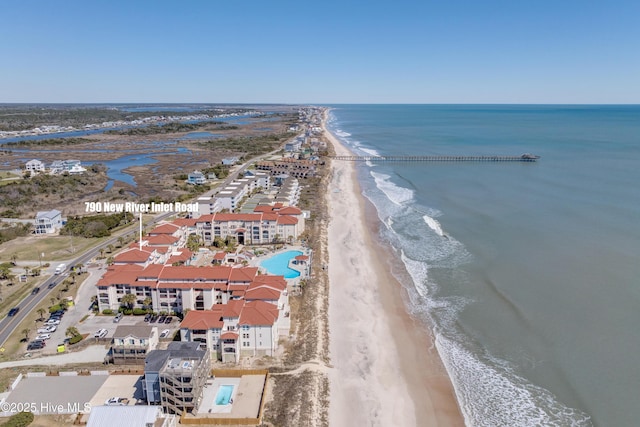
left=113, top=312, right=123, bottom=323
left=164, top=316, right=172, bottom=324
left=159, top=329, right=171, bottom=339
left=7, top=307, right=19, bottom=317
left=27, top=341, right=45, bottom=350
left=37, top=326, right=56, bottom=333
left=44, top=319, right=60, bottom=326
left=105, top=397, right=128, bottom=406
left=94, top=329, right=108, bottom=338
left=143, top=313, right=152, bottom=322
left=157, top=315, right=166, bottom=323
left=149, top=314, right=158, bottom=323
left=36, top=333, right=51, bottom=340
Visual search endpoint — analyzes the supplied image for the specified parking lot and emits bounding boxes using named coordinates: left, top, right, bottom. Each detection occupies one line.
left=33, top=312, right=179, bottom=355
left=26, top=265, right=179, bottom=355
left=2, top=374, right=142, bottom=415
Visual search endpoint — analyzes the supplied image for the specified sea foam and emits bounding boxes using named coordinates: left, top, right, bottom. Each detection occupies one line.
left=436, top=335, right=593, bottom=427
left=423, top=214, right=445, bottom=237
left=370, top=171, right=414, bottom=206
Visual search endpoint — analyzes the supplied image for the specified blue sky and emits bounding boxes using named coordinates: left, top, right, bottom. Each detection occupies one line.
left=1, top=0, right=639, bottom=103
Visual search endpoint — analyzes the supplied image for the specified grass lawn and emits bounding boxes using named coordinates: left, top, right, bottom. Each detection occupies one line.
left=0, top=212, right=170, bottom=265
left=0, top=171, right=19, bottom=179
left=0, top=235, right=106, bottom=262
left=0, top=170, right=21, bottom=186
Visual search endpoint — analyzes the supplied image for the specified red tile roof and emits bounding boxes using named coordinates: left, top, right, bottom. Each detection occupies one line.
left=213, top=213, right=262, bottom=222
left=239, top=300, right=279, bottom=326
left=221, top=331, right=238, bottom=339
left=114, top=248, right=153, bottom=263
left=213, top=252, right=227, bottom=260
left=294, top=255, right=309, bottom=261
left=146, top=234, right=179, bottom=246
left=159, top=266, right=232, bottom=281
left=223, top=300, right=244, bottom=318
left=149, top=223, right=179, bottom=235
left=276, top=215, right=298, bottom=225
left=172, top=218, right=198, bottom=227
left=180, top=310, right=224, bottom=330
left=229, top=267, right=258, bottom=283
left=253, top=205, right=273, bottom=213
left=278, top=206, right=302, bottom=215
left=245, top=287, right=281, bottom=301
left=252, top=275, right=287, bottom=290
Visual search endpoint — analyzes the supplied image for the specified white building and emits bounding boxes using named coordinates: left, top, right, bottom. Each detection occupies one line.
left=34, top=209, right=63, bottom=234
left=187, top=171, right=206, bottom=185
left=25, top=159, right=45, bottom=174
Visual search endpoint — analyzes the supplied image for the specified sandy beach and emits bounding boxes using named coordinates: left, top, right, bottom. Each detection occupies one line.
left=324, top=111, right=464, bottom=426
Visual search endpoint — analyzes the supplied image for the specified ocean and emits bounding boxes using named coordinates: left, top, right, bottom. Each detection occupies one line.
left=326, top=105, right=640, bottom=427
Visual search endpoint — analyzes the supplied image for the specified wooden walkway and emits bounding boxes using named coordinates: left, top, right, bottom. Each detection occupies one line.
left=328, top=154, right=540, bottom=162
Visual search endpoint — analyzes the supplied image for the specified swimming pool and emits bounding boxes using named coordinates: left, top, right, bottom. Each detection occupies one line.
left=215, top=384, right=234, bottom=405
left=260, top=250, right=302, bottom=278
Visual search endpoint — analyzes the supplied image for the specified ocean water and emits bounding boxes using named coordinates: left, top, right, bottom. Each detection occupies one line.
left=327, top=105, right=640, bottom=427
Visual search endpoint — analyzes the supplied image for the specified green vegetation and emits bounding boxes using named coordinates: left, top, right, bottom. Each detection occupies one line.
left=102, top=309, right=114, bottom=315
left=198, top=132, right=296, bottom=159
left=0, top=105, right=250, bottom=132
left=3, top=137, right=93, bottom=147
left=105, top=120, right=223, bottom=136
left=0, top=223, right=31, bottom=244
left=61, top=212, right=133, bottom=238
left=0, top=168, right=108, bottom=216
left=0, top=411, right=34, bottom=427
left=66, top=326, right=83, bottom=344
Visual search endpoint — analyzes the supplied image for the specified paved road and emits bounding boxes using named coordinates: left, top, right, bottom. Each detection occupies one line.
left=0, top=212, right=173, bottom=348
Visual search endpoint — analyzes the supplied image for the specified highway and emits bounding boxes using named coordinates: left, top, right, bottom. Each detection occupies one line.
left=0, top=211, right=173, bottom=348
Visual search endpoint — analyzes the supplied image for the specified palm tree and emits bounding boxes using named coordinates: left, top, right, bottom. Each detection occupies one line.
left=37, top=308, right=46, bottom=321
left=107, top=244, right=114, bottom=254
left=120, top=293, right=136, bottom=310
left=23, top=266, right=30, bottom=277
left=99, top=248, right=105, bottom=259
left=65, top=327, right=80, bottom=338
left=21, top=328, right=30, bottom=341
left=142, top=297, right=153, bottom=310
left=117, top=236, right=125, bottom=248
left=10, top=254, right=17, bottom=266
left=50, top=297, right=56, bottom=306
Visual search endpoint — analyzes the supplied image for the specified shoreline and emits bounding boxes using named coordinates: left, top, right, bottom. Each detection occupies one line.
left=324, top=109, right=464, bottom=426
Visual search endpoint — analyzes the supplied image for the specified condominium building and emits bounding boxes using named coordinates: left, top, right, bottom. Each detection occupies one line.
left=143, top=342, right=210, bottom=415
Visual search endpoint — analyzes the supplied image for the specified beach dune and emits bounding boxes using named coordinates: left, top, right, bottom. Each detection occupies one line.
left=325, top=112, right=464, bottom=426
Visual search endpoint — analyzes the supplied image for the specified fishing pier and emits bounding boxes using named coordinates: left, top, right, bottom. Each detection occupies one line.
left=328, top=153, right=540, bottom=162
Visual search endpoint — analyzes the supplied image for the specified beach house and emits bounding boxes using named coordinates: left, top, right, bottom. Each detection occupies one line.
left=34, top=209, right=63, bottom=234
left=110, top=325, right=159, bottom=365
left=25, top=159, right=45, bottom=174
left=187, top=170, right=206, bottom=185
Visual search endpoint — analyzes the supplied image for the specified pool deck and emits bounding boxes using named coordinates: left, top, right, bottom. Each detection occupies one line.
left=196, top=375, right=266, bottom=418
left=251, top=245, right=312, bottom=283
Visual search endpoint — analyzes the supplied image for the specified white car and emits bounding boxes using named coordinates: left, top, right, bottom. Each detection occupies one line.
left=44, top=319, right=60, bottom=325
left=94, top=329, right=108, bottom=338
left=36, top=333, right=51, bottom=340
left=105, top=397, right=128, bottom=406
left=160, top=329, right=170, bottom=338
left=37, top=326, right=56, bottom=334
